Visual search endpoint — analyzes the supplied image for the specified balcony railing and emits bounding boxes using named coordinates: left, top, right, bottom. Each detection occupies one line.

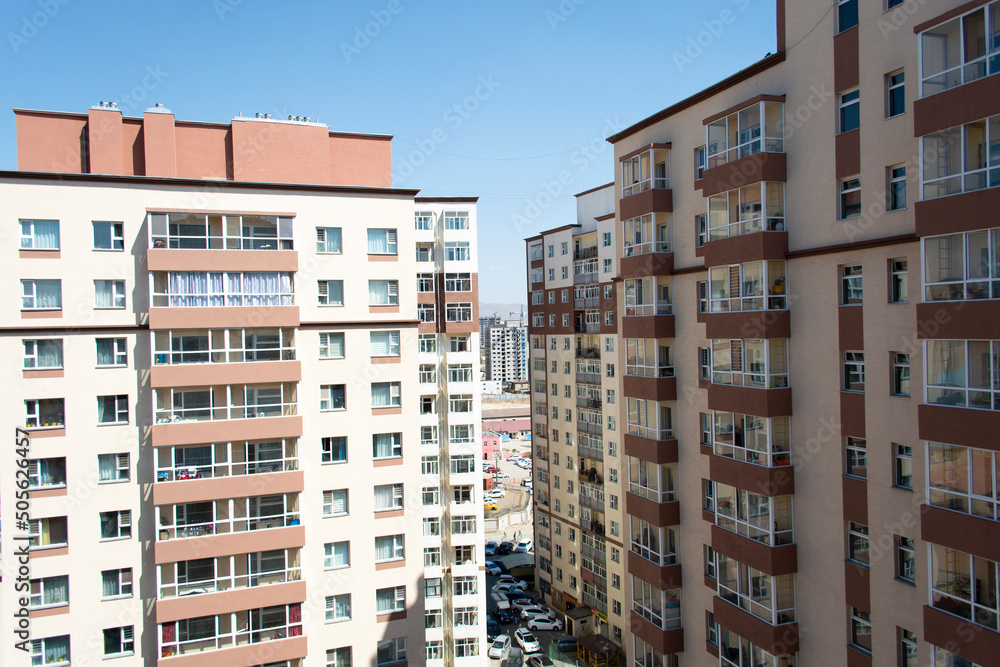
left=623, top=241, right=671, bottom=257
left=159, top=566, right=302, bottom=599
left=575, top=347, right=600, bottom=360
left=578, top=443, right=604, bottom=461
left=576, top=397, right=602, bottom=410
left=713, top=441, right=790, bottom=468
left=574, top=297, right=600, bottom=309
left=627, top=424, right=674, bottom=440
left=574, top=246, right=599, bottom=260
left=574, top=322, right=601, bottom=334
left=625, top=364, right=674, bottom=378
left=577, top=420, right=603, bottom=436
left=155, top=401, right=297, bottom=423
left=153, top=329, right=296, bottom=365
left=156, top=456, right=299, bottom=482
left=581, top=590, right=608, bottom=614
left=580, top=541, right=606, bottom=562
left=574, top=272, right=599, bottom=285
left=624, top=302, right=672, bottom=317
left=159, top=606, right=303, bottom=658
left=157, top=512, right=300, bottom=542
left=709, top=214, right=785, bottom=242
left=630, top=545, right=677, bottom=567
left=711, top=370, right=789, bottom=389
left=629, top=483, right=676, bottom=504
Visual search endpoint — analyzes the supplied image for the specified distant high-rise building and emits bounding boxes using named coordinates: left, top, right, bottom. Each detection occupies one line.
left=485, top=320, right=528, bottom=383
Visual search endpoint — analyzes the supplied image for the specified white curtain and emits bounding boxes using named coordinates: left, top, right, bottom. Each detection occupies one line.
left=368, top=229, right=387, bottom=254
left=373, top=485, right=395, bottom=510
left=371, top=383, right=394, bottom=408
left=376, top=589, right=395, bottom=613
left=326, top=542, right=349, bottom=567
left=34, top=281, right=62, bottom=309
left=324, top=333, right=344, bottom=358
left=226, top=273, right=243, bottom=306
left=45, top=576, right=68, bottom=605
left=44, top=637, right=69, bottom=665
left=98, top=454, right=116, bottom=481
left=375, top=535, right=401, bottom=561
left=369, top=280, right=389, bottom=305
left=370, top=332, right=398, bottom=356
left=373, top=433, right=395, bottom=457
left=95, top=281, right=114, bottom=308
left=169, top=272, right=208, bottom=307
left=36, top=340, right=62, bottom=367
left=102, top=571, right=119, bottom=598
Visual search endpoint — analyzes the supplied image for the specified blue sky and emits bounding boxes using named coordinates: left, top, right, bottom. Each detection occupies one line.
left=1, top=0, right=777, bottom=303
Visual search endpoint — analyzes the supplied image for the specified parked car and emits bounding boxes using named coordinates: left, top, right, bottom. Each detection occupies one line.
left=496, top=574, right=527, bottom=589
left=552, top=636, right=578, bottom=655
left=486, top=488, right=505, bottom=500
left=485, top=561, right=502, bottom=576
left=491, top=582, right=521, bottom=595
left=486, top=559, right=509, bottom=574
left=526, top=614, right=564, bottom=631
left=515, top=538, right=533, bottom=553
left=486, top=617, right=500, bottom=639
left=527, top=655, right=556, bottom=667
left=494, top=471, right=510, bottom=479
left=496, top=541, right=514, bottom=555
left=518, top=605, right=547, bottom=620
left=486, top=466, right=500, bottom=474
left=485, top=541, right=497, bottom=556
left=509, top=597, right=539, bottom=613
left=515, top=628, right=541, bottom=654
left=488, top=634, right=511, bottom=659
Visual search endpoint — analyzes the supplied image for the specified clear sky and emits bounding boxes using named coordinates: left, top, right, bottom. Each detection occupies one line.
left=0, top=0, right=777, bottom=303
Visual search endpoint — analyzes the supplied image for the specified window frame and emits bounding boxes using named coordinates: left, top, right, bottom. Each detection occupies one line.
left=21, top=279, right=62, bottom=311
left=20, top=219, right=60, bottom=250
left=839, top=89, right=860, bottom=133
left=840, top=177, right=862, bottom=220
left=93, top=221, right=124, bottom=251
left=94, top=279, right=127, bottom=310
left=887, top=70, right=905, bottom=117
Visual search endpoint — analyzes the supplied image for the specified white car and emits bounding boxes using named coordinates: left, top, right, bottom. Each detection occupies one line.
left=485, top=562, right=502, bottom=576
left=527, top=655, right=556, bottom=667
left=515, top=538, right=533, bottom=553
left=486, top=488, right=505, bottom=500
left=518, top=605, right=547, bottom=620
left=496, top=575, right=527, bottom=589
left=488, top=634, right=511, bottom=659
left=515, top=628, right=541, bottom=654
left=492, top=582, right=521, bottom=595
left=526, top=614, right=564, bottom=632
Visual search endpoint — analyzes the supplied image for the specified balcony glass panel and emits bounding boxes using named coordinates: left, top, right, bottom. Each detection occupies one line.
left=930, top=544, right=999, bottom=631
left=919, top=4, right=1000, bottom=98
left=628, top=459, right=676, bottom=503
left=718, top=554, right=796, bottom=625
left=624, top=277, right=671, bottom=317
left=709, top=261, right=787, bottom=312
left=627, top=398, right=673, bottom=440
left=623, top=213, right=672, bottom=256
left=715, top=482, right=793, bottom=546
left=626, top=338, right=673, bottom=377
left=149, top=213, right=294, bottom=250
left=923, top=229, right=1000, bottom=301
left=158, top=604, right=303, bottom=658
left=706, top=101, right=784, bottom=169
left=622, top=147, right=671, bottom=198
left=156, top=494, right=300, bottom=541
left=155, top=439, right=298, bottom=482
left=151, top=272, right=294, bottom=308
left=711, top=339, right=789, bottom=389
left=630, top=519, right=677, bottom=566
left=926, top=340, right=1000, bottom=410
left=153, top=328, right=295, bottom=364
left=154, top=383, right=297, bottom=423
left=928, top=442, right=1000, bottom=520
left=713, top=413, right=791, bottom=467
left=921, top=115, right=1000, bottom=199
left=708, top=182, right=785, bottom=241
left=158, top=549, right=302, bottom=598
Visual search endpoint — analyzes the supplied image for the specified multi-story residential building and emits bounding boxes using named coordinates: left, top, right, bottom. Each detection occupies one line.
left=527, top=1, right=1000, bottom=665
left=1, top=105, right=484, bottom=666
left=485, top=320, right=529, bottom=383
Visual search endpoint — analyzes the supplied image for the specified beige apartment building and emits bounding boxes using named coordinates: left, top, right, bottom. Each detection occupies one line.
left=0, top=106, right=485, bottom=666
left=528, top=1, right=1000, bottom=665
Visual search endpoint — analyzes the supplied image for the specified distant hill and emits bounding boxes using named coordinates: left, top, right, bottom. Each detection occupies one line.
left=480, top=303, right=527, bottom=322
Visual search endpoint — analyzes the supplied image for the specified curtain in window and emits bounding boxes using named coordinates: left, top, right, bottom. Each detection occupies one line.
left=373, top=485, right=395, bottom=509
left=326, top=281, right=344, bottom=306
left=373, top=433, right=394, bottom=457
left=326, top=334, right=345, bottom=357
left=371, top=383, right=393, bottom=407
left=369, top=280, right=389, bottom=305
left=329, top=491, right=347, bottom=514
left=45, top=576, right=68, bottom=605
left=226, top=273, right=243, bottom=306
left=31, top=220, right=60, bottom=249
left=102, top=572, right=119, bottom=598
left=370, top=332, right=398, bottom=356
left=44, top=637, right=69, bottom=665
left=376, top=590, right=396, bottom=613
left=161, top=622, right=176, bottom=644
left=169, top=273, right=208, bottom=307
left=98, top=454, right=116, bottom=481
left=34, top=281, right=61, bottom=309
left=98, top=398, right=110, bottom=424
left=38, top=340, right=61, bottom=367
left=368, top=229, right=387, bottom=254
left=375, top=536, right=397, bottom=561
left=95, top=281, right=115, bottom=308
left=101, top=513, right=118, bottom=539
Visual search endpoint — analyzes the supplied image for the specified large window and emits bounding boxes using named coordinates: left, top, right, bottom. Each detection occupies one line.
left=324, top=541, right=350, bottom=569
left=320, top=332, right=345, bottom=359
left=98, top=395, right=129, bottom=424
left=93, top=221, right=124, bottom=250
left=621, top=146, right=670, bottom=197
left=316, top=227, right=342, bottom=253
left=367, top=228, right=397, bottom=255
left=27, top=457, right=66, bottom=488
left=148, top=212, right=293, bottom=249
left=445, top=302, right=472, bottom=322
left=630, top=518, right=677, bottom=566
left=371, top=382, right=401, bottom=408
left=375, top=534, right=405, bottom=561
left=444, top=210, right=469, bottom=229
left=445, top=241, right=470, bottom=261
left=27, top=517, right=67, bottom=549
left=95, top=280, right=126, bottom=309
left=325, top=594, right=351, bottom=622
left=706, top=101, right=784, bottom=169
left=369, top=280, right=399, bottom=305
left=318, top=280, right=343, bottom=306
left=718, top=554, right=796, bottom=624
left=100, top=510, right=132, bottom=540
left=712, top=412, right=791, bottom=467
left=23, top=339, right=62, bottom=369
left=711, top=339, right=789, bottom=388
left=320, top=384, right=346, bottom=411
left=29, top=575, right=69, bottom=609
left=151, top=272, right=293, bottom=307
left=930, top=545, right=999, bottom=631
left=926, top=339, right=1000, bottom=410
left=715, top=482, right=793, bottom=546
left=923, top=228, right=1000, bottom=301
left=445, top=272, right=471, bottom=291
left=919, top=3, right=1000, bottom=97
left=103, top=626, right=134, bottom=657
left=374, top=483, right=404, bottom=511
left=323, top=489, right=349, bottom=517
left=622, top=213, right=671, bottom=256
left=373, top=433, right=402, bottom=459
left=96, top=338, right=127, bottom=366
left=26, top=398, right=64, bottom=429
left=928, top=442, right=1000, bottom=520
left=838, top=0, right=857, bottom=32
left=921, top=114, right=1000, bottom=199
left=708, top=261, right=787, bottom=312
left=20, top=219, right=60, bottom=250
left=375, top=588, right=406, bottom=614
left=628, top=459, right=676, bottom=503
left=707, top=182, right=785, bottom=241
left=29, top=635, right=70, bottom=666
left=21, top=279, right=61, bottom=310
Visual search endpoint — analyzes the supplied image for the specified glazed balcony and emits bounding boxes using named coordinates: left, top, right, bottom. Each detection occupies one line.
left=621, top=213, right=673, bottom=279
left=711, top=413, right=791, bottom=469
left=158, top=603, right=304, bottom=662
left=156, top=494, right=300, bottom=543
left=620, top=144, right=673, bottom=219
left=151, top=328, right=296, bottom=387
left=157, top=549, right=302, bottom=600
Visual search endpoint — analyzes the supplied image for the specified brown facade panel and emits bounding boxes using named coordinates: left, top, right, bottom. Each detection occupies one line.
left=626, top=493, right=680, bottom=527
left=623, top=375, right=677, bottom=402
left=702, top=231, right=788, bottom=267
left=699, top=152, right=787, bottom=197
left=710, top=525, right=797, bottom=576
left=709, top=454, right=795, bottom=497
left=918, top=404, right=1000, bottom=452
left=619, top=188, right=674, bottom=220
left=706, top=384, right=793, bottom=418
left=913, top=74, right=1000, bottom=137
left=840, top=391, right=866, bottom=438
left=915, top=187, right=1000, bottom=237
left=846, top=647, right=873, bottom=667
left=915, top=301, right=999, bottom=340
left=844, top=561, right=871, bottom=610
left=835, top=129, right=861, bottom=179
left=833, top=26, right=859, bottom=92
left=702, top=310, right=791, bottom=340
left=620, top=251, right=674, bottom=280
left=626, top=552, right=683, bottom=590
left=624, top=434, right=679, bottom=464
left=628, top=611, right=685, bottom=655
left=621, top=315, right=675, bottom=339
left=923, top=605, right=1000, bottom=667
left=921, top=504, right=1000, bottom=563
left=711, top=597, right=799, bottom=655
left=842, top=475, right=868, bottom=524
left=837, top=305, right=864, bottom=351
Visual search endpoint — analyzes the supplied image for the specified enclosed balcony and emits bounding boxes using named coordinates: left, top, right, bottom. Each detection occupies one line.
left=623, top=213, right=671, bottom=257
left=706, top=100, right=784, bottom=169
left=925, top=339, right=1000, bottom=411
left=579, top=481, right=605, bottom=511
left=577, top=407, right=603, bottom=436
left=156, top=494, right=300, bottom=542
left=149, top=213, right=294, bottom=250
left=158, top=603, right=303, bottom=659
left=580, top=532, right=606, bottom=562
left=573, top=258, right=599, bottom=285
left=712, top=413, right=790, bottom=468
left=711, top=339, right=788, bottom=389
left=714, top=483, right=793, bottom=547
left=155, top=440, right=299, bottom=482
left=707, top=182, right=785, bottom=242
left=577, top=433, right=604, bottom=462
left=576, top=382, right=602, bottom=410
left=576, top=359, right=602, bottom=387
left=624, top=276, right=671, bottom=317
left=158, top=549, right=302, bottom=599
left=622, top=144, right=670, bottom=198
left=574, top=310, right=601, bottom=334
left=579, top=458, right=604, bottom=487
left=154, top=384, right=297, bottom=423
left=628, top=460, right=676, bottom=505
left=153, top=329, right=295, bottom=365
left=575, top=335, right=601, bottom=360
left=627, top=398, right=674, bottom=441
left=630, top=519, right=678, bottom=569
left=717, top=555, right=795, bottom=626
left=574, top=283, right=601, bottom=310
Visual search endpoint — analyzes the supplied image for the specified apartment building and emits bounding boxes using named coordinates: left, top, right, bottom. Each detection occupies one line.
left=1, top=106, right=485, bottom=666
left=485, top=320, right=529, bottom=383
left=527, top=1, right=1000, bottom=665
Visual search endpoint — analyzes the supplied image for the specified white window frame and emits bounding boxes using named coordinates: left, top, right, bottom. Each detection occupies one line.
left=23, top=339, right=63, bottom=369
left=21, top=279, right=62, bottom=311
left=95, top=280, right=126, bottom=309
left=96, top=337, right=128, bottom=366
left=325, top=594, right=352, bottom=623
left=367, top=228, right=397, bottom=255
left=93, top=221, right=124, bottom=251
left=97, top=395, right=129, bottom=425
left=369, top=280, right=399, bottom=306
left=323, top=489, right=349, bottom=517
left=838, top=89, right=860, bottom=133
left=20, top=219, right=60, bottom=250
left=318, top=280, right=344, bottom=307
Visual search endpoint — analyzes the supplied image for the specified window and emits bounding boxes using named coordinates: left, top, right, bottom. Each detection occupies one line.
left=603, top=258, right=612, bottom=273
left=324, top=541, right=350, bottom=569
left=887, top=71, right=905, bottom=117
left=327, top=647, right=352, bottom=667
left=445, top=241, right=470, bottom=261
left=319, top=332, right=345, bottom=359
left=98, top=453, right=129, bottom=482
left=29, top=636, right=70, bottom=666
left=95, top=280, right=126, bottom=309
left=27, top=517, right=67, bottom=549
left=367, top=228, right=397, bottom=255
left=923, top=229, right=1000, bottom=301
left=27, top=457, right=66, bottom=489
left=898, top=628, right=918, bottom=667
left=839, top=89, right=860, bottom=133
left=887, top=165, right=907, bottom=212
left=695, top=145, right=707, bottom=180
left=845, top=437, right=867, bottom=478
left=100, top=510, right=131, bottom=540
left=840, top=178, right=861, bottom=219
left=844, top=352, right=865, bottom=391
left=889, top=259, right=908, bottom=303
left=369, top=280, right=399, bottom=305
left=422, top=486, right=439, bottom=505
left=921, top=115, right=1000, bottom=199
left=445, top=272, right=471, bottom=292
left=927, top=442, right=1000, bottom=518
left=23, top=339, right=62, bottom=369
left=316, top=227, right=342, bottom=253
left=446, top=302, right=472, bottom=322
left=371, top=382, right=401, bottom=408
left=322, top=436, right=347, bottom=463
left=21, top=279, right=61, bottom=310
left=842, top=265, right=863, bottom=304
left=415, top=211, right=432, bottom=230
left=848, top=522, right=870, bottom=566
left=98, top=395, right=128, bottom=424
left=376, top=587, right=406, bottom=614
left=417, top=273, right=434, bottom=293
left=449, top=394, right=472, bottom=412
left=455, top=544, right=475, bottom=563
left=455, top=638, right=479, bottom=658
left=561, top=241, right=568, bottom=254
left=894, top=444, right=913, bottom=489
left=931, top=545, right=1000, bottom=632
left=418, top=333, right=436, bottom=353
left=603, top=232, right=612, bottom=246
left=20, top=219, right=60, bottom=249
left=417, top=303, right=435, bottom=322
left=696, top=214, right=708, bottom=247
left=93, top=221, right=123, bottom=250
left=450, top=335, right=469, bottom=352
left=850, top=607, right=872, bottom=654
left=29, top=575, right=69, bottom=609
left=320, top=384, right=346, bottom=411
left=325, top=594, right=351, bottom=622
left=373, top=432, right=402, bottom=458
left=101, top=569, right=132, bottom=599
left=95, top=337, right=127, bottom=367
left=448, top=363, right=473, bottom=382
left=705, top=545, right=718, bottom=580
left=26, top=398, right=64, bottom=429
left=838, top=0, right=857, bottom=32
left=919, top=4, right=1000, bottom=97
left=103, top=626, right=134, bottom=656
left=890, top=352, right=911, bottom=396
left=323, top=489, right=349, bottom=516
left=896, top=535, right=916, bottom=582
left=374, top=483, right=404, bottom=510
left=548, top=244, right=554, bottom=257
left=375, top=534, right=405, bottom=561
left=318, top=280, right=344, bottom=306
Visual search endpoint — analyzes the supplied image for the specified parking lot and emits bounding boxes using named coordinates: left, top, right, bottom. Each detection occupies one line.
left=484, top=443, right=535, bottom=545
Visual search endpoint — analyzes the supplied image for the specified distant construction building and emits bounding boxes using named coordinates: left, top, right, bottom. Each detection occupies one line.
left=485, top=319, right=528, bottom=384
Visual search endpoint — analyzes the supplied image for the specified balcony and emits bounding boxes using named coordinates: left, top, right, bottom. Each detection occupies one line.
left=577, top=418, right=603, bottom=436
left=149, top=212, right=293, bottom=250
left=153, top=329, right=296, bottom=366
left=580, top=539, right=606, bottom=563
left=574, top=245, right=599, bottom=260
left=577, top=442, right=604, bottom=462
left=574, top=297, right=600, bottom=309
left=581, top=588, right=608, bottom=615
left=158, top=554, right=302, bottom=600
left=575, top=345, right=600, bottom=359
left=156, top=494, right=300, bottom=543
left=576, top=396, right=602, bottom=410
left=704, top=99, right=784, bottom=170
left=627, top=424, right=674, bottom=441
left=158, top=604, right=304, bottom=661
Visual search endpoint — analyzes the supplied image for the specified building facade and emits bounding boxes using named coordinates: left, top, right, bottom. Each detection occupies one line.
left=528, top=1, right=1000, bottom=665
left=2, top=106, right=485, bottom=666
left=485, top=320, right=529, bottom=384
